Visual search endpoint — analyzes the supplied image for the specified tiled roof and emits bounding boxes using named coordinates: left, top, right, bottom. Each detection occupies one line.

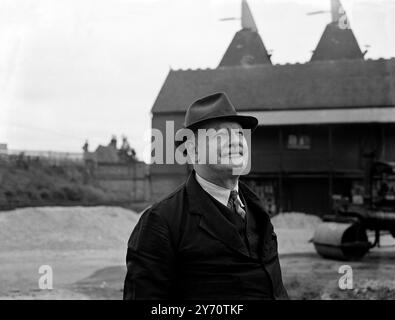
left=152, top=58, right=395, bottom=114
left=311, top=22, right=364, bottom=61
left=218, top=29, right=272, bottom=67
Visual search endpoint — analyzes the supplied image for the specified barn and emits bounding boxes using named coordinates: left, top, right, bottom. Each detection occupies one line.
left=150, top=0, right=395, bottom=216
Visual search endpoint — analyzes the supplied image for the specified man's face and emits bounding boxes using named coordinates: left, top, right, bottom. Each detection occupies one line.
left=191, top=120, right=249, bottom=175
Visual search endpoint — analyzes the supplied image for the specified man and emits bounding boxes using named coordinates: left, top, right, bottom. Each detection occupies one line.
left=123, top=92, right=288, bottom=300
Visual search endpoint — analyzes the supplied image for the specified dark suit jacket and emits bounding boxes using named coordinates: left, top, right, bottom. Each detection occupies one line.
left=123, top=172, right=289, bottom=300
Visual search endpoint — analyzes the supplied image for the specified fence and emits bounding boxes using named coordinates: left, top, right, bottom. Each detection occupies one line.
left=4, top=149, right=84, bottom=166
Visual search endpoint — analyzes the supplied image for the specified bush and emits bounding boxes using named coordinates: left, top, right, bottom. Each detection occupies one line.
left=40, top=190, right=51, bottom=201
left=26, top=190, right=40, bottom=201
left=62, top=186, right=83, bottom=201
left=51, top=189, right=67, bottom=201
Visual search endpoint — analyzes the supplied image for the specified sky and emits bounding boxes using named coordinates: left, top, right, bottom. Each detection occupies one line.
left=0, top=0, right=394, bottom=162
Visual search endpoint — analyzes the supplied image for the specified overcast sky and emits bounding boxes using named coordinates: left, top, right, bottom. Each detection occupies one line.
left=1, top=0, right=394, bottom=162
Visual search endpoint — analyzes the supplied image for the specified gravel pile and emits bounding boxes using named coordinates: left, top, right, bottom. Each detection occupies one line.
left=270, top=212, right=322, bottom=255
left=0, top=206, right=139, bottom=252
left=0, top=208, right=321, bottom=254
left=271, top=212, right=322, bottom=230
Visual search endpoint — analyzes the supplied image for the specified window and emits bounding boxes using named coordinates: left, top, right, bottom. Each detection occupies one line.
left=287, top=134, right=311, bottom=149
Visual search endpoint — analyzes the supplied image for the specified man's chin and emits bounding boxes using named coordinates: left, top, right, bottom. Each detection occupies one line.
left=228, top=154, right=245, bottom=167
left=216, top=157, right=246, bottom=171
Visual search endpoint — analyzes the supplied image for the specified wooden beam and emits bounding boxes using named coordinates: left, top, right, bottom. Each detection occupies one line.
left=278, top=128, right=284, bottom=213
left=328, top=125, right=333, bottom=214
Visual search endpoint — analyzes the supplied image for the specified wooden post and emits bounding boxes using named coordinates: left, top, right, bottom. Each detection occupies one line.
left=328, top=125, right=333, bottom=215
left=278, top=128, right=284, bottom=213
left=381, top=124, right=386, bottom=160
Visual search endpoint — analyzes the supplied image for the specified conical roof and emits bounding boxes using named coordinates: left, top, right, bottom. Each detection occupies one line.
left=219, top=29, right=272, bottom=67
left=218, top=0, right=271, bottom=67
left=311, top=0, right=363, bottom=61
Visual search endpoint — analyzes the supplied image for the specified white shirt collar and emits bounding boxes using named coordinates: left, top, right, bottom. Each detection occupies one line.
left=195, top=172, right=244, bottom=208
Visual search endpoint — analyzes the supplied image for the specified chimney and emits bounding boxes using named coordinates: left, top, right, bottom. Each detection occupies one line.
left=241, top=0, right=258, bottom=32
left=331, top=0, right=343, bottom=23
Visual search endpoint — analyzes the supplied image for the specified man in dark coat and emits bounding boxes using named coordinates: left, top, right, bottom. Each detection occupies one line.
left=123, top=92, right=289, bottom=300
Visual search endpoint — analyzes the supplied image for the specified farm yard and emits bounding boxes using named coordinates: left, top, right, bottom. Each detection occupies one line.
left=0, top=207, right=394, bottom=300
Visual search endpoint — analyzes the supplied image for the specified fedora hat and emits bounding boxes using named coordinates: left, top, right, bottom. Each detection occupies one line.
left=175, top=92, right=258, bottom=147
left=184, top=92, right=258, bottom=132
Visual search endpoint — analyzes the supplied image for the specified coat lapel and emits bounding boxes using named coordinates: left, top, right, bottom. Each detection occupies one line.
left=239, top=181, right=276, bottom=259
left=185, top=172, right=250, bottom=257
left=239, top=181, right=271, bottom=221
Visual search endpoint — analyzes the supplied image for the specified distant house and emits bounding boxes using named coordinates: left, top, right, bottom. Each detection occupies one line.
left=93, top=145, right=120, bottom=164
left=150, top=0, right=395, bottom=215
left=84, top=137, right=150, bottom=202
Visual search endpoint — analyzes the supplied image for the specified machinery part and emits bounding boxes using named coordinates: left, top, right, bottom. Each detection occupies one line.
left=312, top=221, right=371, bottom=260
left=366, top=211, right=395, bottom=232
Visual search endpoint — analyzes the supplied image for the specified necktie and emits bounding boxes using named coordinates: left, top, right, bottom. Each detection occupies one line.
left=227, top=190, right=246, bottom=219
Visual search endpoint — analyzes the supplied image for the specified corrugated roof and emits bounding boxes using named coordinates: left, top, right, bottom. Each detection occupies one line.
left=152, top=58, right=395, bottom=114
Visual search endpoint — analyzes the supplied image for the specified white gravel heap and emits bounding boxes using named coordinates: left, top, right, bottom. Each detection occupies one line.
left=271, top=212, right=322, bottom=230
left=0, top=206, right=139, bottom=252
left=0, top=208, right=322, bottom=255
left=271, top=212, right=322, bottom=255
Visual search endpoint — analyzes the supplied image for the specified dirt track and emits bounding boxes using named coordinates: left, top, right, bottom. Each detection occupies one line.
left=1, top=208, right=394, bottom=300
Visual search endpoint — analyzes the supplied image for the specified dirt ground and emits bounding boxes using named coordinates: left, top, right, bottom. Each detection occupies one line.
left=1, top=207, right=394, bottom=300
left=273, top=215, right=395, bottom=300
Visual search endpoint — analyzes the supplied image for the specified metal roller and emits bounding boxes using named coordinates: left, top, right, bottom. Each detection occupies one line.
left=312, top=221, right=371, bottom=260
